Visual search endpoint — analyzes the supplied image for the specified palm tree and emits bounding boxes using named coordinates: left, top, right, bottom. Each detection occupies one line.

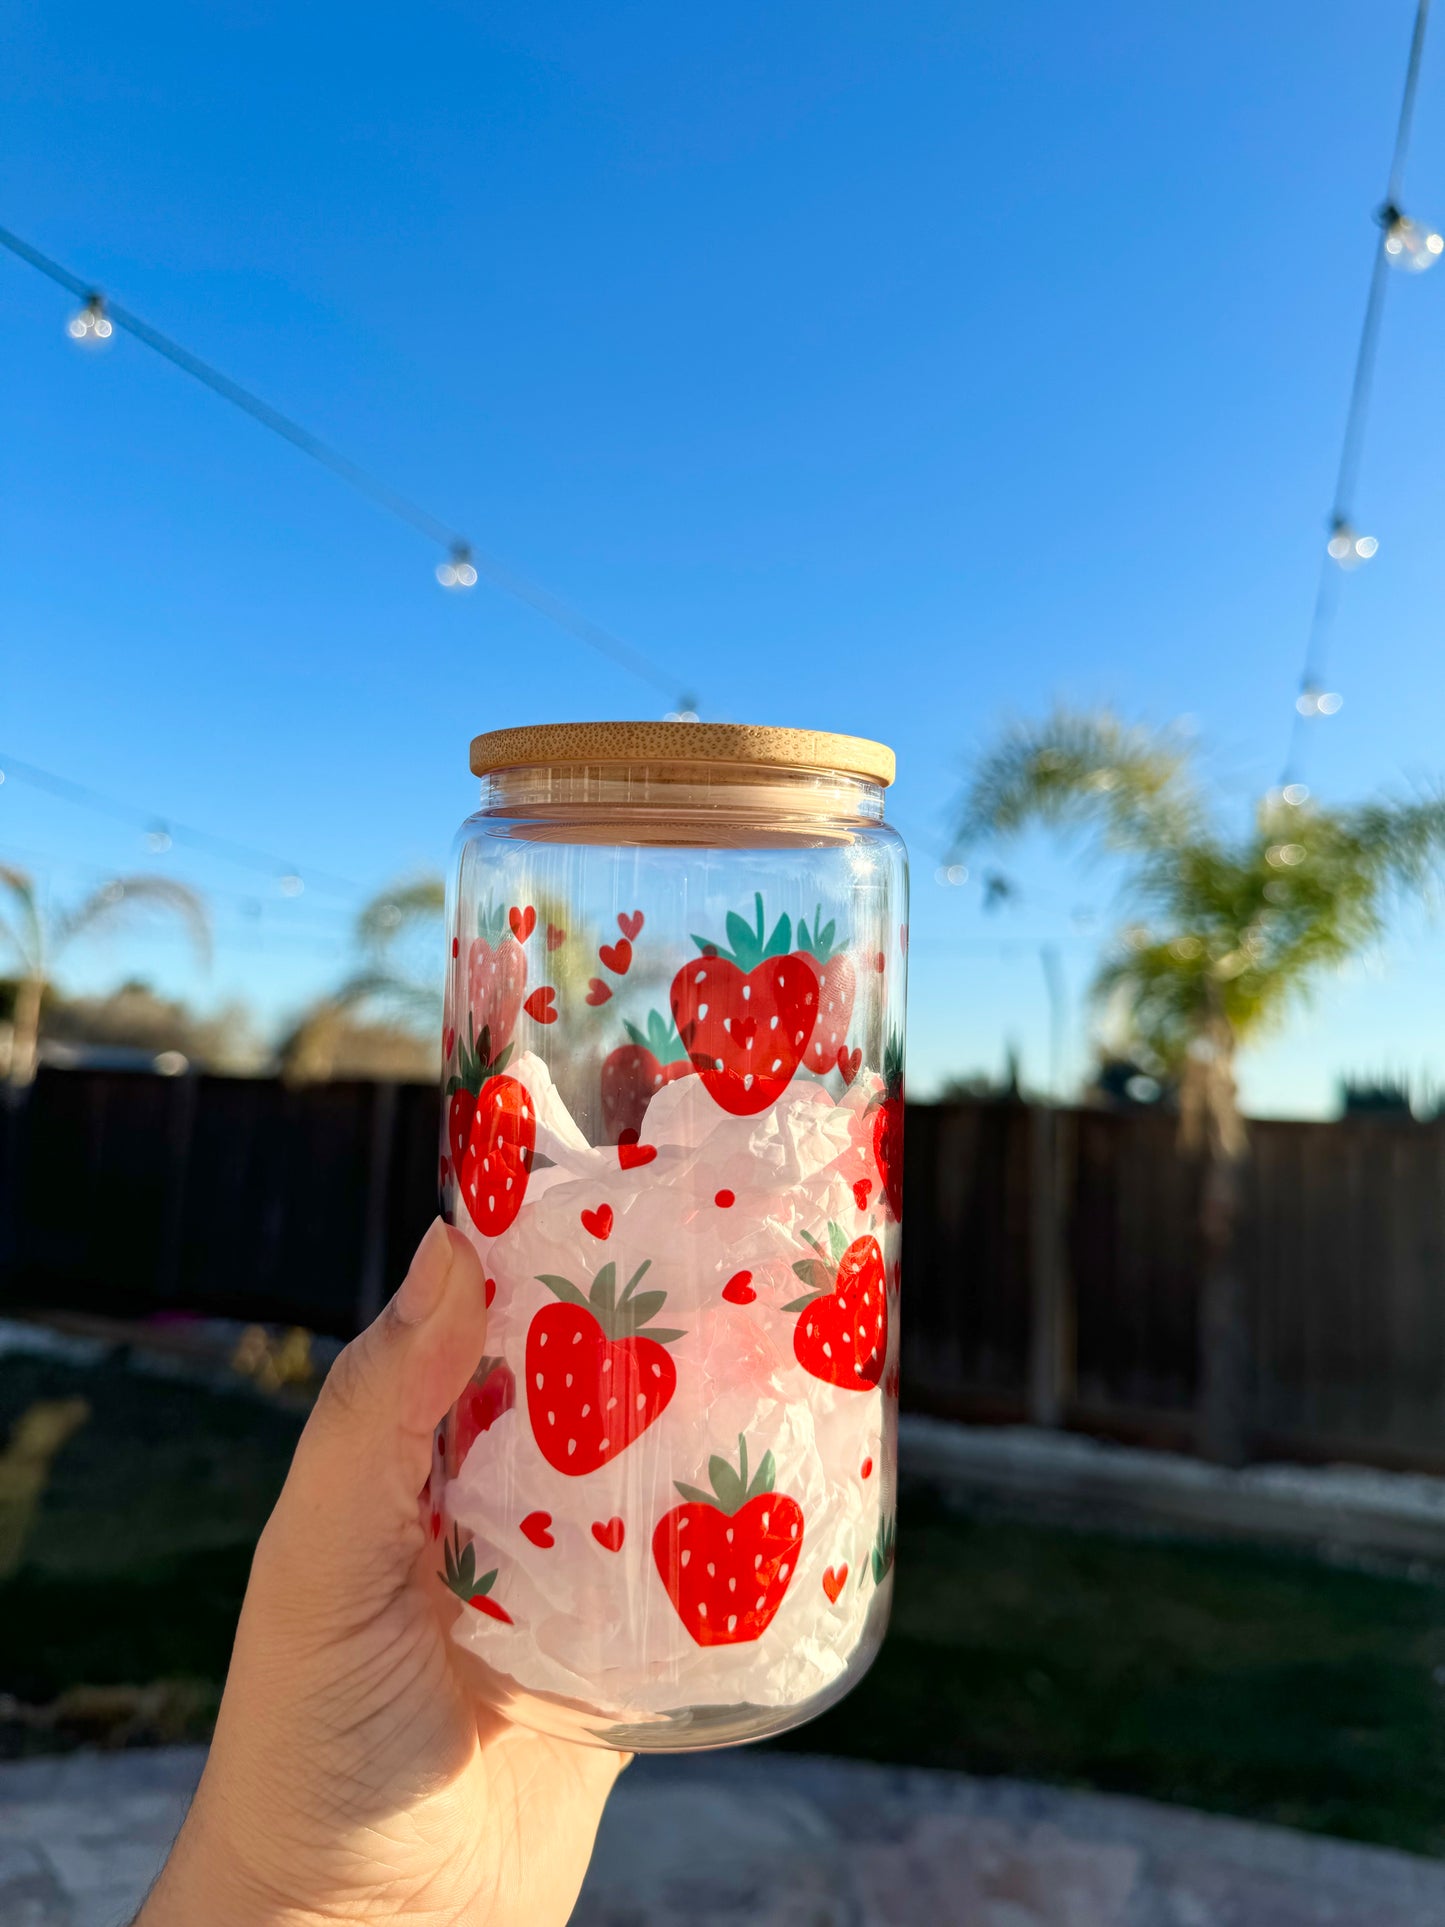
left=0, top=866, right=211, bottom=1085
left=955, top=706, right=1445, bottom=1462
left=336, top=877, right=448, bottom=1029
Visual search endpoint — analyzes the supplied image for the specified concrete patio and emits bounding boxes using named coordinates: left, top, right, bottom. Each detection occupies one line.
left=5, top=1745, right=1445, bottom=1925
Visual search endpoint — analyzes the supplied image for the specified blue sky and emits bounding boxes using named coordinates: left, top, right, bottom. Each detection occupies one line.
left=4, top=1, right=1445, bottom=1108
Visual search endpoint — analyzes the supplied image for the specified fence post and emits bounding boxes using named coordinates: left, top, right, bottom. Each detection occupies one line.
left=356, top=1081, right=399, bottom=1331
left=1028, top=1103, right=1075, bottom=1427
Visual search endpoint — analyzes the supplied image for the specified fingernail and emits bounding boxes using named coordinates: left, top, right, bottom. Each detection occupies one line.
left=392, top=1218, right=455, bottom=1326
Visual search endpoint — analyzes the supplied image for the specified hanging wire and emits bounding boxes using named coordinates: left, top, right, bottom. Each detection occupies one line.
left=0, top=751, right=363, bottom=898
left=0, top=223, right=689, bottom=704
left=1284, top=0, right=1433, bottom=779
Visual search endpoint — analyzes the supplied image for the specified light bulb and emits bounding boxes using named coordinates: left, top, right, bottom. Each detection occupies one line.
left=664, top=707, right=701, bottom=722
left=278, top=872, right=305, bottom=897
left=436, top=542, right=478, bottom=589
left=1327, top=518, right=1377, bottom=568
left=1383, top=207, right=1443, bottom=272
left=1296, top=686, right=1344, bottom=717
left=144, top=822, right=173, bottom=853
left=1282, top=783, right=1310, bottom=806
left=67, top=293, right=113, bottom=343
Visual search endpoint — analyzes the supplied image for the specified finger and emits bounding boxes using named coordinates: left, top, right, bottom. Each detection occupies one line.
left=261, top=1219, right=488, bottom=1594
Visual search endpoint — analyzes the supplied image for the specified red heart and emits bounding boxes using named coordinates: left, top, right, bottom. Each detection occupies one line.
left=581, top=1203, right=614, bottom=1240
left=509, top=905, right=537, bottom=943
left=875, top=951, right=886, bottom=973
left=451, top=937, right=459, bottom=958
left=524, top=986, right=558, bottom=1024
left=617, top=909, right=644, bottom=941
left=853, top=1178, right=872, bottom=1211
left=823, top=1564, right=848, bottom=1604
left=722, top=1271, right=756, bottom=1304
left=443, top=1027, right=456, bottom=1061
left=591, top=1516, right=625, bottom=1552
left=617, top=1129, right=657, bottom=1170
left=599, top=937, right=633, bottom=976
left=861, top=1456, right=874, bottom=1480
left=547, top=922, right=567, bottom=951
left=484, top=1276, right=497, bottom=1308
left=586, top=978, right=612, bottom=1006
left=836, top=1046, right=862, bottom=1087
left=521, top=1510, right=555, bottom=1549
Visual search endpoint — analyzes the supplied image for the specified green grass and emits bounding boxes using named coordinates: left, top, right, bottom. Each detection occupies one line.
left=6, top=1353, right=1445, bottom=1853
left=774, top=1490, right=1445, bottom=1855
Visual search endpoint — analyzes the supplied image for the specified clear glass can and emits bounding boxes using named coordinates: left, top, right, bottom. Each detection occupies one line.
left=431, top=721, right=907, bottom=1750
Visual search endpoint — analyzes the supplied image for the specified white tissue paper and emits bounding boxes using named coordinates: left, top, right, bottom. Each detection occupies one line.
left=438, top=1050, right=899, bottom=1725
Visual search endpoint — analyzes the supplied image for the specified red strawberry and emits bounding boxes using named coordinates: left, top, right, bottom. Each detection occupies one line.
left=796, top=907, right=856, bottom=1076
left=653, top=1435, right=804, bottom=1646
left=784, top=1224, right=887, bottom=1391
left=466, top=903, right=528, bottom=1054
left=671, top=894, right=818, bottom=1117
left=447, top=1018, right=536, bottom=1236
left=526, top=1258, right=683, bottom=1474
left=601, top=1010, right=691, bottom=1142
left=872, top=1028, right=904, bottom=1221
left=446, top=1355, right=516, bottom=1475
left=438, top=1526, right=513, bottom=1623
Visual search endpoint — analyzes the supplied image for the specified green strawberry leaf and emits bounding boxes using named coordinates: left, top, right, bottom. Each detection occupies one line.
left=798, top=1228, right=826, bottom=1257
left=475, top=1568, right=497, bottom=1597
left=536, top=1274, right=593, bottom=1311
left=725, top=909, right=758, bottom=961
left=590, top=1263, right=618, bottom=1316
left=640, top=1326, right=685, bottom=1344
left=619, top=1258, right=654, bottom=1299
left=491, top=1042, right=514, bottom=1074
left=622, top=1020, right=649, bottom=1050
left=792, top=1258, right=832, bottom=1294
left=745, top=1448, right=777, bottom=1501
left=762, top=910, right=793, bottom=959
left=828, top=1221, right=849, bottom=1263
left=783, top=1292, right=824, bottom=1313
left=709, top=1454, right=746, bottom=1514
left=624, top=1290, right=668, bottom=1327
left=674, top=1483, right=714, bottom=1507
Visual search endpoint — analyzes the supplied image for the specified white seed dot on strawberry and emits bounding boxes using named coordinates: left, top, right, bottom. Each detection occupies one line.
left=606, top=1395, right=618, bottom=1410
left=698, top=1603, right=707, bottom=1617
left=567, top=1440, right=576, bottom=1455
left=538, top=1332, right=548, bottom=1347
left=581, top=1403, right=591, bottom=1417
left=762, top=1512, right=770, bottom=1529
left=635, top=1393, right=646, bottom=1410
left=756, top=1594, right=767, bottom=1609
left=470, top=1183, right=478, bottom=1197
left=698, top=1001, right=709, bottom=1018
left=727, top=1615, right=738, bottom=1633
left=790, top=1522, right=799, bottom=1537
left=725, top=1527, right=734, bottom=1544
left=534, top=1373, right=544, bottom=1390
left=823, top=1342, right=833, bottom=1358
left=601, top=1357, right=611, bottom=1373
left=651, top=1362, right=661, bottom=1377
left=769, top=1014, right=779, bottom=1030
left=572, top=1332, right=582, bottom=1345
left=706, top=1562, right=715, bottom=1576
left=565, top=1373, right=573, bottom=1387
left=681, top=1549, right=691, bottom=1567
left=780, top=1565, right=790, bottom=1580
left=678, top=1517, right=689, bottom=1531
left=754, top=1553, right=763, bottom=1569
left=548, top=1410, right=556, bottom=1424
left=728, top=1577, right=736, bottom=1591
left=600, top=1438, right=610, bottom=1451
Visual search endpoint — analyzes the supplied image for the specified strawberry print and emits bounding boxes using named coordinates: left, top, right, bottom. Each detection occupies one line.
left=653, top=1435, right=804, bottom=1646
left=439, top=1526, right=512, bottom=1623
left=446, top=1354, right=516, bottom=1475
left=671, top=893, right=819, bottom=1117
left=526, top=1259, right=683, bottom=1474
left=601, top=1010, right=692, bottom=1142
left=447, top=1018, right=536, bottom=1236
left=796, top=907, right=856, bottom=1077
left=872, top=1028, right=905, bottom=1221
left=784, top=1223, right=887, bottom=1391
left=466, top=903, right=528, bottom=1054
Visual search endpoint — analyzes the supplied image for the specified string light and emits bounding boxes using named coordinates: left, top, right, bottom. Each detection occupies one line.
left=1326, top=517, right=1378, bottom=567
left=0, top=224, right=688, bottom=703
left=436, top=542, right=478, bottom=589
left=1296, top=687, right=1344, bottom=718
left=277, top=872, right=305, bottom=898
left=1282, top=782, right=1310, bottom=805
left=1282, top=0, right=1434, bottom=781
left=66, top=292, right=112, bottom=342
left=664, top=694, right=701, bottom=721
left=1381, top=202, right=1444, bottom=271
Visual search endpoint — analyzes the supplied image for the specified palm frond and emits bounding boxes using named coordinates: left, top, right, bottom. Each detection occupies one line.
left=356, top=877, right=446, bottom=955
left=0, top=865, right=45, bottom=974
left=954, top=706, right=1204, bottom=858
left=332, top=967, right=442, bottom=1028
left=54, top=876, right=212, bottom=967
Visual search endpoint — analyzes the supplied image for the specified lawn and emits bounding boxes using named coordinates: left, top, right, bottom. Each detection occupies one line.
left=5, top=1348, right=1445, bottom=1854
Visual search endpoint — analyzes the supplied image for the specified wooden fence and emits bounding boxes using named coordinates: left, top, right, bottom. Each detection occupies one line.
left=5, top=1067, right=1445, bottom=1469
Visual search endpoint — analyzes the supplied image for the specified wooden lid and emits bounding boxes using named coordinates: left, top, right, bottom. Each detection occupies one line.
left=469, top=721, right=895, bottom=786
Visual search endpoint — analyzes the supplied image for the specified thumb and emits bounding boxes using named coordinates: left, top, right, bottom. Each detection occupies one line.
left=260, top=1219, right=488, bottom=1606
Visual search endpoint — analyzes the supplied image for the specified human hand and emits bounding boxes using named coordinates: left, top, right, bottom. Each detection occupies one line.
left=138, top=1219, right=625, bottom=1927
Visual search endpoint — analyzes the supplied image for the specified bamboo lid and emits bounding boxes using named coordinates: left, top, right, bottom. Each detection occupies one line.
left=470, top=721, right=894, bottom=787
